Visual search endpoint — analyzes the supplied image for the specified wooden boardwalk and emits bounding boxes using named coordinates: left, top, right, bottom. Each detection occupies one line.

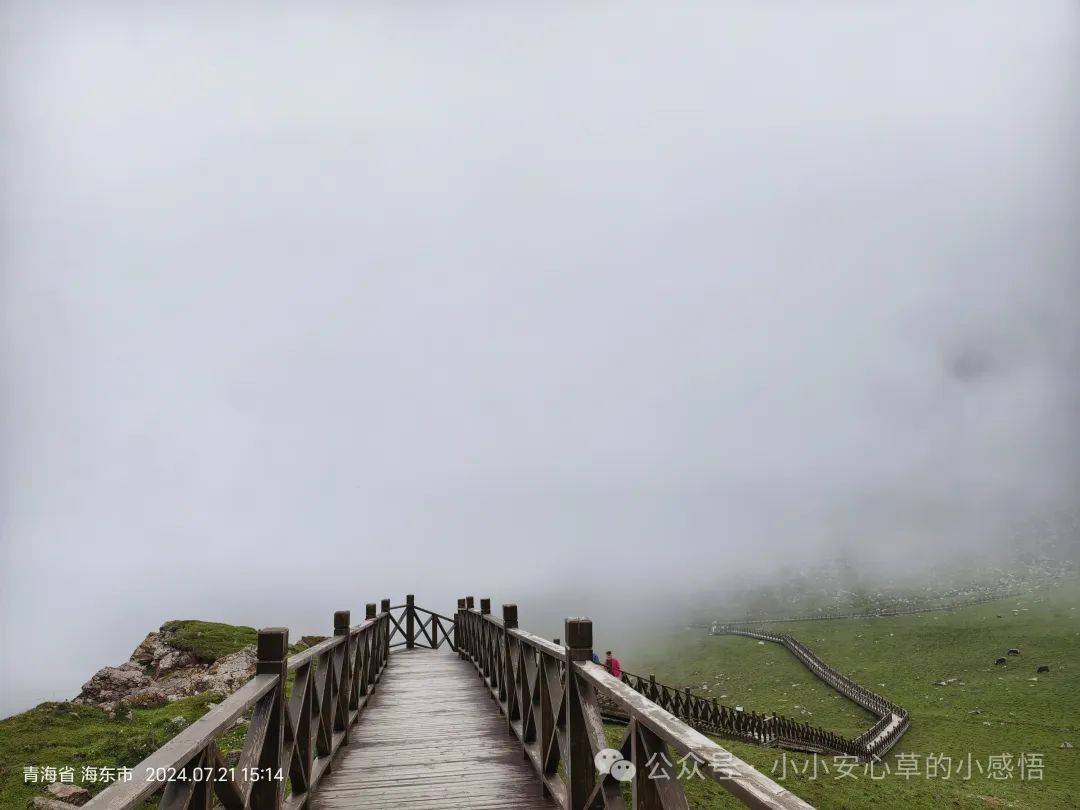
left=310, top=647, right=556, bottom=810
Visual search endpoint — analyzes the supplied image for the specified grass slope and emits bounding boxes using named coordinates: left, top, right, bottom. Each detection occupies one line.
left=624, top=580, right=1080, bottom=809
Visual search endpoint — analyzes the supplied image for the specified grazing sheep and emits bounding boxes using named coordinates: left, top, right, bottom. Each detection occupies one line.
left=1008, top=648, right=1020, bottom=656
left=1037, top=665, right=1050, bottom=673
left=995, top=657, right=1007, bottom=666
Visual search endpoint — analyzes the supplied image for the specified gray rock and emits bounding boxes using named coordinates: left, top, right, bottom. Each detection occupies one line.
left=132, top=632, right=199, bottom=677
left=45, top=783, right=92, bottom=806
left=32, top=798, right=83, bottom=810
left=74, top=662, right=151, bottom=706
left=196, top=647, right=257, bottom=695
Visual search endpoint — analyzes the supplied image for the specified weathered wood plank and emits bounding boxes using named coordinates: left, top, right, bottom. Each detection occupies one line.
left=309, top=648, right=556, bottom=810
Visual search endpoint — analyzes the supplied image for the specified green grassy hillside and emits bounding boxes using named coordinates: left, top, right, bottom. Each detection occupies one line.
left=623, top=580, right=1080, bottom=808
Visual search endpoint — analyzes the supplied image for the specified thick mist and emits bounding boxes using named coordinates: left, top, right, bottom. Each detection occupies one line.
left=2, top=1, right=1078, bottom=716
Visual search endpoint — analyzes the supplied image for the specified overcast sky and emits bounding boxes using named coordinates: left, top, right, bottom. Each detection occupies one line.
left=2, top=1, right=1078, bottom=716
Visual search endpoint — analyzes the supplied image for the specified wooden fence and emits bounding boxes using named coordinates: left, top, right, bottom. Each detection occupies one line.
left=596, top=670, right=870, bottom=759
left=456, top=598, right=813, bottom=810
left=710, top=626, right=910, bottom=760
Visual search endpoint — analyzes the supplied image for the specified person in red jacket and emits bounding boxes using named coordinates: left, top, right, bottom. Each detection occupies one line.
left=604, top=650, right=622, bottom=678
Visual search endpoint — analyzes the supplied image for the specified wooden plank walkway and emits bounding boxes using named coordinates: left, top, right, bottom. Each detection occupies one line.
left=310, top=648, right=557, bottom=809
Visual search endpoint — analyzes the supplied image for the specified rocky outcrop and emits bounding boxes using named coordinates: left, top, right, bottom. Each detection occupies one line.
left=45, top=783, right=92, bottom=806
left=33, top=798, right=88, bottom=810
left=131, top=632, right=199, bottom=677
left=196, top=647, right=257, bottom=694
left=74, top=627, right=256, bottom=712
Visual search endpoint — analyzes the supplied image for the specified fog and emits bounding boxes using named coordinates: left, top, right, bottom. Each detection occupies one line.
left=2, top=1, right=1078, bottom=717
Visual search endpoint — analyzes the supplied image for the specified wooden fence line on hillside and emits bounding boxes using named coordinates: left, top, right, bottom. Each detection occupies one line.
left=710, top=626, right=910, bottom=760
left=595, top=669, right=872, bottom=760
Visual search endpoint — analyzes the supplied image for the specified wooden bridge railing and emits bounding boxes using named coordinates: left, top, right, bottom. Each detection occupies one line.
left=83, top=602, right=391, bottom=810
left=456, top=598, right=813, bottom=810
left=385, top=593, right=457, bottom=651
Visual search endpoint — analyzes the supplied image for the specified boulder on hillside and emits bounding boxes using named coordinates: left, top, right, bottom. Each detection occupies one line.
left=45, top=783, right=92, bottom=806
left=74, top=662, right=151, bottom=706
left=131, top=632, right=199, bottom=677
left=196, top=647, right=257, bottom=694
left=32, top=798, right=85, bottom=810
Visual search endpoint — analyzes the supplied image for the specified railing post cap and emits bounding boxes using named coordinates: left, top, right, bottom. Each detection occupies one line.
left=564, top=617, right=592, bottom=648
left=380, top=598, right=391, bottom=611
left=480, top=597, right=491, bottom=614
left=406, top=594, right=415, bottom=603
left=457, top=598, right=467, bottom=610
left=257, top=627, right=289, bottom=660
left=502, top=603, right=518, bottom=628
left=366, top=603, right=377, bottom=619
left=466, top=596, right=475, bottom=608
left=334, top=610, right=351, bottom=630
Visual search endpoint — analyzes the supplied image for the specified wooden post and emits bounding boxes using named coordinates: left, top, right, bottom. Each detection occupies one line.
left=565, top=617, right=593, bottom=810
left=480, top=597, right=491, bottom=615
left=502, top=604, right=518, bottom=733
left=380, top=598, right=390, bottom=614
left=366, top=603, right=376, bottom=620
left=252, top=628, right=288, bottom=810
left=333, top=612, right=351, bottom=742
left=466, top=595, right=475, bottom=609
left=405, top=594, right=415, bottom=649
left=502, top=604, right=518, bottom=628
left=334, top=610, right=350, bottom=634
left=455, top=597, right=466, bottom=653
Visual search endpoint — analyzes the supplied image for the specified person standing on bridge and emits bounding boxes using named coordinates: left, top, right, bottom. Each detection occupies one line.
left=604, top=650, right=622, bottom=678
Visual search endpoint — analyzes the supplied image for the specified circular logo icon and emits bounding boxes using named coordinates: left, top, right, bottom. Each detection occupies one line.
left=610, top=759, right=636, bottom=782
left=594, top=749, right=621, bottom=775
